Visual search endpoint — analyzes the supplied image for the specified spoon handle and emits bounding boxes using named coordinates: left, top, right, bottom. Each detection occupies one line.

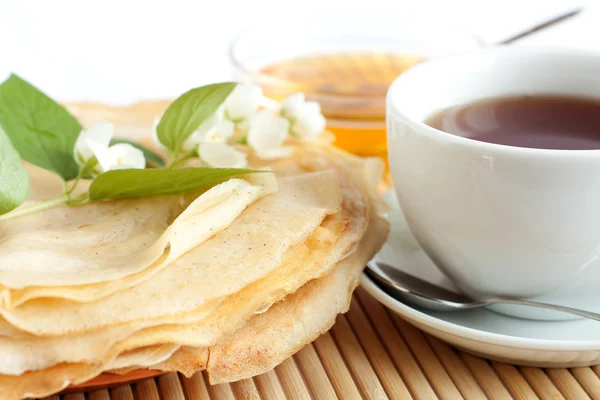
left=495, top=8, right=582, bottom=45
left=483, top=298, right=600, bottom=322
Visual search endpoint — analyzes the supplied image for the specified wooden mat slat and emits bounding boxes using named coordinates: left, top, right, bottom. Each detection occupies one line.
left=356, top=288, right=438, bottom=400
left=110, top=385, right=134, bottom=400
left=180, top=373, right=211, bottom=400
left=571, top=367, right=600, bottom=399
left=132, top=378, right=160, bottom=400
left=157, top=372, right=185, bottom=400
left=274, top=356, right=312, bottom=399
left=253, top=369, right=287, bottom=400
left=331, top=314, right=388, bottom=398
left=313, top=332, right=363, bottom=398
left=493, top=361, right=540, bottom=399
left=546, top=368, right=592, bottom=400
left=49, top=291, right=600, bottom=400
left=88, top=389, right=111, bottom=400
left=205, top=377, right=236, bottom=400
left=230, top=378, right=261, bottom=399
left=295, top=343, right=338, bottom=399
left=390, top=314, right=464, bottom=400
left=425, top=335, right=487, bottom=399
left=62, top=394, right=84, bottom=400
left=520, top=367, right=564, bottom=399
left=460, top=351, right=513, bottom=399
left=346, top=297, right=412, bottom=399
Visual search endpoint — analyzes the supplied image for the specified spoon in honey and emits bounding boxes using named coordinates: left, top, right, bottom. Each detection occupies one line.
left=496, top=7, right=582, bottom=45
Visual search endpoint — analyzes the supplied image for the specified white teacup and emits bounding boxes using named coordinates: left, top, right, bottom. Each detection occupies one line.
left=386, top=46, right=600, bottom=320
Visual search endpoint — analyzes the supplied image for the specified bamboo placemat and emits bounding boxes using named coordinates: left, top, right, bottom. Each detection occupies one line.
left=38, top=287, right=600, bottom=400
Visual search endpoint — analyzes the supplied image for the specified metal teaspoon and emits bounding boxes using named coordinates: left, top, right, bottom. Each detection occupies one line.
left=496, top=7, right=582, bottom=45
left=365, top=261, right=600, bottom=321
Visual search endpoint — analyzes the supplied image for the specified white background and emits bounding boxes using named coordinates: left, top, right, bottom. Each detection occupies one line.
left=0, top=0, right=597, bottom=104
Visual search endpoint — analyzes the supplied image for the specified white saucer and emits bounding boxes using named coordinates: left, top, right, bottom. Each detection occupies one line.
left=361, top=193, right=600, bottom=368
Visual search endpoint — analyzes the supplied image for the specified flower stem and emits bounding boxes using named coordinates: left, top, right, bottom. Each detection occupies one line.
left=0, top=194, right=70, bottom=221
left=168, top=151, right=195, bottom=168
left=67, top=168, right=85, bottom=195
left=0, top=161, right=97, bottom=221
left=67, top=159, right=97, bottom=195
left=67, top=192, right=91, bottom=206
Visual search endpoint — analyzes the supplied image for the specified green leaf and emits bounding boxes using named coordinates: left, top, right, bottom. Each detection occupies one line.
left=0, top=74, right=82, bottom=180
left=0, top=126, right=29, bottom=214
left=110, top=138, right=166, bottom=168
left=156, top=82, right=237, bottom=155
left=89, top=167, right=263, bottom=200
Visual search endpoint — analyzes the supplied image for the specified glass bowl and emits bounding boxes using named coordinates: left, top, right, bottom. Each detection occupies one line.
left=229, top=9, right=483, bottom=158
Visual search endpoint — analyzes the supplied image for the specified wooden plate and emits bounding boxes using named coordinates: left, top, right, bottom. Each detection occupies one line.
left=62, top=370, right=164, bottom=393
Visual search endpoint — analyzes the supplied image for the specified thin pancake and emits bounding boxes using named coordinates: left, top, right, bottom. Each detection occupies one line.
left=105, top=344, right=180, bottom=370
left=115, top=160, right=368, bottom=352
left=118, top=215, right=388, bottom=383
left=25, top=214, right=383, bottom=399
left=0, top=171, right=340, bottom=337
left=0, top=166, right=273, bottom=309
left=0, top=344, right=181, bottom=400
left=207, top=215, right=388, bottom=383
left=0, top=222, right=385, bottom=400
left=0, top=362, right=104, bottom=400
left=108, top=346, right=208, bottom=377
left=0, top=172, right=345, bottom=375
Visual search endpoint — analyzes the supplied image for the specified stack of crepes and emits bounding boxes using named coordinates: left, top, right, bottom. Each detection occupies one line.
left=0, top=105, right=389, bottom=400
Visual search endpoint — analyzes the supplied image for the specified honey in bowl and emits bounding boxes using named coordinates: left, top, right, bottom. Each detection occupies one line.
left=259, top=52, right=424, bottom=159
